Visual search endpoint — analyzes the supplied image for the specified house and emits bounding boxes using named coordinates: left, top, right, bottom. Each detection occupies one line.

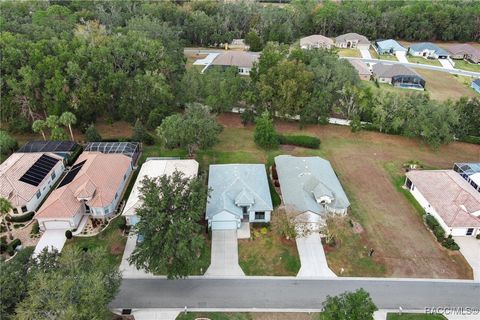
left=274, top=155, right=350, bottom=225
left=300, top=34, right=334, bottom=50
left=405, top=170, right=480, bottom=237
left=122, top=158, right=199, bottom=226
left=0, top=152, right=65, bottom=216
left=454, top=163, right=480, bottom=192
left=335, top=33, right=370, bottom=50
left=471, top=79, right=480, bottom=94
left=374, top=39, right=407, bottom=55
left=35, top=148, right=136, bottom=232
left=17, top=140, right=80, bottom=161
left=447, top=44, right=480, bottom=64
left=348, top=59, right=372, bottom=80
left=207, top=51, right=259, bottom=75
left=205, top=164, right=273, bottom=230
left=408, top=42, right=450, bottom=59
left=372, top=63, right=425, bottom=90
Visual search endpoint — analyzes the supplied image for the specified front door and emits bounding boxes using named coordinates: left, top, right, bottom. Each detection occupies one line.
left=466, top=228, right=474, bottom=236
left=242, top=206, right=249, bottom=221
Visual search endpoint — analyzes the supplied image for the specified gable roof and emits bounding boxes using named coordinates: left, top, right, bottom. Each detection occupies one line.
left=406, top=170, right=480, bottom=228
left=376, top=39, right=407, bottom=52
left=36, top=152, right=132, bottom=219
left=0, top=152, right=63, bottom=207
left=274, top=155, right=350, bottom=215
left=335, top=33, right=370, bottom=45
left=409, top=42, right=449, bottom=56
left=447, top=44, right=480, bottom=58
left=122, top=158, right=199, bottom=217
left=210, top=51, right=259, bottom=68
left=372, top=63, right=420, bottom=78
left=300, top=34, right=334, bottom=47
left=206, top=164, right=273, bottom=219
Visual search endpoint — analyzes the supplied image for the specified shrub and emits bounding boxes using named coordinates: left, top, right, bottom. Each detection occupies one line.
left=9, top=238, right=21, bottom=250
left=277, top=134, right=320, bottom=149
left=271, top=165, right=278, bottom=180
left=65, top=230, right=73, bottom=239
left=0, top=236, right=7, bottom=244
left=85, top=123, right=102, bottom=142
left=433, top=226, right=445, bottom=240
left=476, top=234, right=480, bottom=240
left=0, top=130, right=18, bottom=155
left=31, top=221, right=40, bottom=235
left=0, top=243, right=6, bottom=254
left=6, top=211, right=34, bottom=223
left=442, top=236, right=460, bottom=250
left=118, top=219, right=127, bottom=231
left=240, top=109, right=256, bottom=125
left=459, top=135, right=480, bottom=145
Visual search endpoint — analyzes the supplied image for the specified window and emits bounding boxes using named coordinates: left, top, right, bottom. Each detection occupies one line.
left=105, top=207, right=109, bottom=214
left=255, top=212, right=265, bottom=220
left=123, top=174, right=127, bottom=181
left=51, top=171, right=56, bottom=180
left=12, top=208, right=18, bottom=215
left=466, top=228, right=474, bottom=236
left=36, top=190, right=41, bottom=199
left=21, top=206, right=27, bottom=213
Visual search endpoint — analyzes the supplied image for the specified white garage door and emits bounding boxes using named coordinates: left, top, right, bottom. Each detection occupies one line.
left=44, top=220, right=70, bottom=230
left=211, top=220, right=237, bottom=230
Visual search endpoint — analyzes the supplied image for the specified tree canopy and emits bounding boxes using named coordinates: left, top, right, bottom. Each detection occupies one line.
left=320, top=288, right=378, bottom=320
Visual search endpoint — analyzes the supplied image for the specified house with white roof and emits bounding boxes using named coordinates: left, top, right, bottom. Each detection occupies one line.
left=122, top=158, right=199, bottom=226
left=0, top=152, right=65, bottom=216
left=205, top=164, right=273, bottom=230
left=405, top=169, right=480, bottom=237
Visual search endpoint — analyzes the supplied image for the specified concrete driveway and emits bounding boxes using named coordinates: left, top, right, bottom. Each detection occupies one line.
left=34, top=229, right=67, bottom=256
left=360, top=48, right=372, bottom=59
left=454, top=237, right=480, bottom=281
left=440, top=58, right=454, bottom=69
left=120, top=234, right=157, bottom=279
left=205, top=230, right=244, bottom=276
left=395, top=51, right=408, bottom=63
left=296, top=232, right=336, bottom=277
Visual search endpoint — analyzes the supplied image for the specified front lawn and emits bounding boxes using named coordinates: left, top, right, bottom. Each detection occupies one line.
left=63, top=215, right=127, bottom=267
left=387, top=313, right=447, bottom=320
left=337, top=48, right=361, bottom=58
left=453, top=59, right=480, bottom=72
left=177, top=313, right=320, bottom=320
left=238, top=223, right=300, bottom=276
left=407, top=56, right=441, bottom=66
left=378, top=54, right=397, bottom=61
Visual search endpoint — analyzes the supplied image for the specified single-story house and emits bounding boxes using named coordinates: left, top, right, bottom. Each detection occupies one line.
left=274, top=155, right=350, bottom=224
left=335, top=33, right=370, bottom=50
left=348, top=60, right=372, bottom=80
left=374, top=39, right=407, bottom=55
left=207, top=51, right=259, bottom=75
left=300, top=34, right=334, bottom=50
left=372, top=63, right=425, bottom=90
left=17, top=140, right=80, bottom=161
left=447, top=44, right=480, bottom=64
left=454, top=163, right=480, bottom=192
left=408, top=42, right=450, bottom=59
left=35, top=150, right=134, bottom=231
left=471, top=79, right=480, bottom=94
left=205, top=164, right=273, bottom=230
left=405, top=170, right=480, bottom=237
left=0, top=152, right=65, bottom=216
left=122, top=158, right=199, bottom=226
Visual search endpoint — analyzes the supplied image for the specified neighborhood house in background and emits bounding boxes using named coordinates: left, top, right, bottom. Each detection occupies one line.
left=206, top=51, right=259, bottom=76
left=374, top=39, right=407, bottom=55
left=335, top=33, right=370, bottom=50
left=372, top=63, right=426, bottom=90
left=348, top=60, right=372, bottom=80
left=447, top=43, right=480, bottom=64
left=405, top=164, right=480, bottom=237
left=205, top=164, right=273, bottom=230
left=408, top=42, right=450, bottom=60
left=300, top=34, right=334, bottom=50
left=274, top=155, right=350, bottom=228
left=122, top=158, right=199, bottom=226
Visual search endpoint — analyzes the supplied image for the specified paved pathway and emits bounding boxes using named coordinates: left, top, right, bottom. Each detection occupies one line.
left=360, top=48, right=372, bottom=59
left=34, top=229, right=67, bottom=256
left=129, top=309, right=180, bottom=320
left=120, top=234, right=157, bottom=279
left=395, top=51, right=408, bottom=63
left=454, top=237, right=480, bottom=281
left=440, top=58, right=455, bottom=69
left=205, top=230, right=244, bottom=277
left=296, top=233, right=336, bottom=277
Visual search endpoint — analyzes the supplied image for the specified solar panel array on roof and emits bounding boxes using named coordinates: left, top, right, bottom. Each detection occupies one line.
left=17, top=141, right=78, bottom=153
left=57, top=160, right=86, bottom=188
left=19, top=154, right=60, bottom=186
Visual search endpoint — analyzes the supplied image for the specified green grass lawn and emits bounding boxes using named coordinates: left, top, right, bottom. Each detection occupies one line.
left=337, top=48, right=361, bottom=58
left=177, top=312, right=252, bottom=320
left=369, top=48, right=379, bottom=59
left=407, top=56, right=441, bottom=67
left=378, top=54, right=398, bottom=61
left=387, top=313, right=447, bottom=320
left=453, top=59, right=480, bottom=72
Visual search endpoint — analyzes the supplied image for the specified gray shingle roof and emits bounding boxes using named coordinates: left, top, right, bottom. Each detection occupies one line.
left=372, top=63, right=420, bottom=78
left=206, top=164, right=273, bottom=219
left=409, top=42, right=449, bottom=56
left=210, top=51, right=259, bottom=68
left=335, top=33, right=370, bottom=45
left=274, top=155, right=350, bottom=215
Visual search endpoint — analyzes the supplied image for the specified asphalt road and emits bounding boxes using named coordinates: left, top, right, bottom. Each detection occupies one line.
left=110, top=278, right=480, bottom=310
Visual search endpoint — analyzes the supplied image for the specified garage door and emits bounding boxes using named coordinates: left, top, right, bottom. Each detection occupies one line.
left=44, top=220, right=70, bottom=230
left=211, top=220, right=237, bottom=230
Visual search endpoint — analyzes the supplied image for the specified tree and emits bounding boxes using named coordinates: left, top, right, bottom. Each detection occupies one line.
left=50, top=126, right=68, bottom=141
left=129, top=172, right=208, bottom=279
left=14, top=248, right=121, bottom=320
left=0, top=131, right=17, bottom=155
left=0, top=198, right=13, bottom=239
left=245, top=30, right=263, bottom=52
left=84, top=123, right=102, bottom=142
left=131, top=119, right=153, bottom=145
left=320, top=289, right=378, bottom=320
left=156, top=103, right=222, bottom=157
left=59, top=111, right=77, bottom=141
left=31, top=120, right=47, bottom=141
left=454, top=97, right=480, bottom=138
left=254, top=111, right=278, bottom=149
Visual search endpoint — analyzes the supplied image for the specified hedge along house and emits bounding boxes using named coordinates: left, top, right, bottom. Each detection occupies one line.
left=274, top=155, right=350, bottom=229
left=35, top=149, right=136, bottom=232
left=0, top=152, right=65, bottom=217
left=408, top=42, right=450, bottom=59
left=405, top=170, right=480, bottom=237
left=122, top=158, right=199, bottom=227
left=374, top=39, right=407, bottom=55
left=372, top=63, right=425, bottom=90
left=300, top=34, right=334, bottom=50
left=206, top=164, right=273, bottom=230
left=335, top=32, right=370, bottom=50
left=205, top=51, right=259, bottom=76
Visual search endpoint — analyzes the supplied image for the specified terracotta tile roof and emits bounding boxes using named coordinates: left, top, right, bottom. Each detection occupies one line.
left=0, top=152, right=63, bottom=207
left=36, top=152, right=131, bottom=219
left=406, top=170, right=480, bottom=228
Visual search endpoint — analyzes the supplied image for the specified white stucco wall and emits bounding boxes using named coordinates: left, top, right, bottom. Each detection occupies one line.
left=38, top=209, right=83, bottom=231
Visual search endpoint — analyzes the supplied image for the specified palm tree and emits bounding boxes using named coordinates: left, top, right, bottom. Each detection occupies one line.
left=59, top=112, right=77, bottom=141
left=32, top=119, right=47, bottom=141
left=0, top=197, right=13, bottom=239
left=46, top=115, right=59, bottom=129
